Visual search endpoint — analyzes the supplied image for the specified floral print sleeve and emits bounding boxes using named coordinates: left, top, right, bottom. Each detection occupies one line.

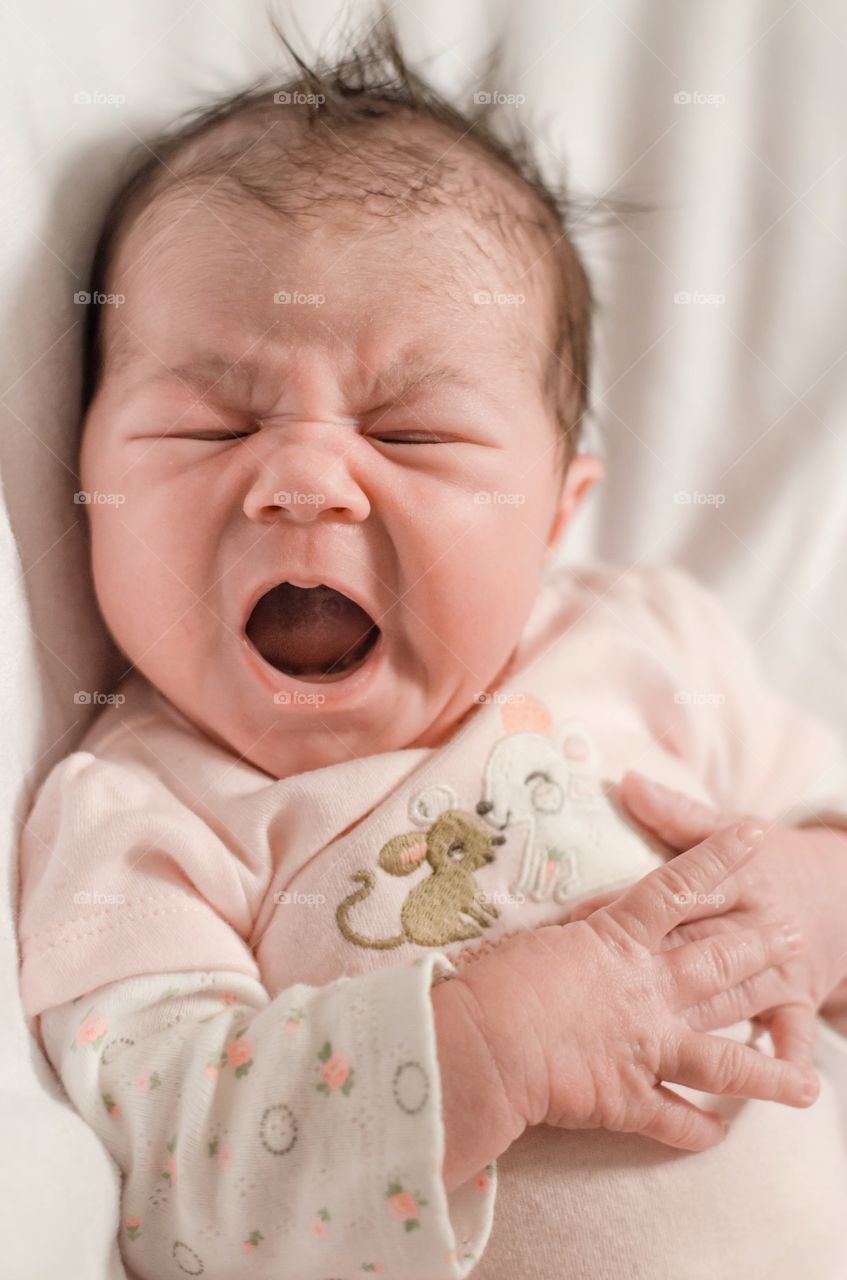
left=38, top=954, right=496, bottom=1278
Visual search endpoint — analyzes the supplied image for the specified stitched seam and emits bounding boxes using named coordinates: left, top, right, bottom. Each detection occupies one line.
left=24, top=900, right=225, bottom=958
left=21, top=892, right=201, bottom=944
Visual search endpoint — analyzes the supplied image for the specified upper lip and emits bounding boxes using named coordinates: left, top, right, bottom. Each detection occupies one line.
left=240, top=571, right=385, bottom=635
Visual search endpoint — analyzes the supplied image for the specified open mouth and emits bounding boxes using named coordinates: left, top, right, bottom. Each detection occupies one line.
left=245, top=582, right=381, bottom=683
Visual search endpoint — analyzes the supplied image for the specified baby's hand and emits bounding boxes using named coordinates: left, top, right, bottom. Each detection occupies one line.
left=454, top=819, right=818, bottom=1153
left=589, top=771, right=847, bottom=1068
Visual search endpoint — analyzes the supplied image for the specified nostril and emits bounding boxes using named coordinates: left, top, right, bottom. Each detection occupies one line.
left=476, top=800, right=493, bottom=815
left=491, top=835, right=506, bottom=845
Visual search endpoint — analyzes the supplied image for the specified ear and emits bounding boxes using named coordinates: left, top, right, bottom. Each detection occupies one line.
left=546, top=453, right=604, bottom=555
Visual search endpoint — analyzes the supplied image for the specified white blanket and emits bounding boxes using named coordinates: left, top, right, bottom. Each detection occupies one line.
left=2, top=2, right=845, bottom=1275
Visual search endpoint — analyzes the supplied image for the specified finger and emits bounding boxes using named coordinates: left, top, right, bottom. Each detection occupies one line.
left=683, top=963, right=798, bottom=1032
left=661, top=911, right=750, bottom=950
left=634, top=1085, right=728, bottom=1151
left=598, top=820, right=766, bottom=951
left=755, top=1003, right=818, bottom=1073
left=668, top=1031, right=818, bottom=1107
left=667, top=923, right=803, bottom=1008
left=567, top=890, right=622, bottom=921
left=619, top=772, right=748, bottom=852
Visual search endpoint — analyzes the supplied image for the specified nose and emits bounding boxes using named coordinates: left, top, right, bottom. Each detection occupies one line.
left=242, top=424, right=371, bottom=525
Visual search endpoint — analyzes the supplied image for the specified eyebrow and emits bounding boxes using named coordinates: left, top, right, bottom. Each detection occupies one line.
left=130, top=349, right=488, bottom=406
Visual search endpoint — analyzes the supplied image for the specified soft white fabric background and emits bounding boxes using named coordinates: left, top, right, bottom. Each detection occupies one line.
left=1, top=2, right=845, bottom=1275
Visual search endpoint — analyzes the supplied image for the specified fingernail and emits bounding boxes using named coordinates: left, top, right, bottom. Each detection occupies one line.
left=800, top=1074, right=819, bottom=1105
left=736, top=821, right=765, bottom=849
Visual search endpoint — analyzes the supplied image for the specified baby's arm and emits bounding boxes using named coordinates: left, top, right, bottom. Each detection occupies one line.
left=40, top=957, right=499, bottom=1279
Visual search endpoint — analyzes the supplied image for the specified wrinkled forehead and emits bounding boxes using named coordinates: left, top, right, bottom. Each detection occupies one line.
left=99, top=184, right=555, bottom=396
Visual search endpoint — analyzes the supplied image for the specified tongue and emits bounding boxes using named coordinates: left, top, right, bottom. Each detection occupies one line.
left=247, top=583, right=378, bottom=677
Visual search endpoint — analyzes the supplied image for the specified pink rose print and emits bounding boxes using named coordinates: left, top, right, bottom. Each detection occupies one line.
left=204, top=1063, right=220, bottom=1081
left=124, top=1216, right=141, bottom=1242
left=162, top=1137, right=177, bottom=1186
left=316, top=1042, right=355, bottom=1096
left=360, top=1264, right=386, bottom=1273
left=76, top=1011, right=108, bottom=1049
left=220, top=1030, right=254, bottom=1078
left=242, top=1230, right=263, bottom=1253
left=220, top=992, right=238, bottom=1004
left=386, top=1182, right=428, bottom=1232
left=135, top=1071, right=162, bottom=1093
left=208, top=1139, right=231, bottom=1170
left=285, top=1008, right=304, bottom=1034
left=101, top=1092, right=120, bottom=1119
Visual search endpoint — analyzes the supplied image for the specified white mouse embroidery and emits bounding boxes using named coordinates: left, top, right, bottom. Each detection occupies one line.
left=476, top=698, right=660, bottom=904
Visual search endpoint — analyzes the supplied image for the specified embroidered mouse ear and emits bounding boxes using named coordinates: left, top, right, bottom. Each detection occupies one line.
left=560, top=719, right=601, bottom=775
left=408, top=783, right=460, bottom=826
left=500, top=696, right=553, bottom=737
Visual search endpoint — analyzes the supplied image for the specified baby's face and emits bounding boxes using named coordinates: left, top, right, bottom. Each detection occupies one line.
left=81, top=194, right=597, bottom=777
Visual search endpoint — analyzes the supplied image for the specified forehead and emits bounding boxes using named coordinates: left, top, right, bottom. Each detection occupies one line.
left=101, top=188, right=552, bottom=393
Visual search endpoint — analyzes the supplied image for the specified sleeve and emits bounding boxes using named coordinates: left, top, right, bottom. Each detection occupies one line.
left=17, top=751, right=266, bottom=1018
left=641, top=565, right=847, bottom=826
left=39, top=958, right=497, bottom=1280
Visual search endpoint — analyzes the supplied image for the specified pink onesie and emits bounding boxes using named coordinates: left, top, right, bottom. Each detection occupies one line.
left=17, top=562, right=847, bottom=1278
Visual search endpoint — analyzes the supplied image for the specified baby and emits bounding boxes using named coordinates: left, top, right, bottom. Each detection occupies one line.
left=16, top=16, right=847, bottom=1280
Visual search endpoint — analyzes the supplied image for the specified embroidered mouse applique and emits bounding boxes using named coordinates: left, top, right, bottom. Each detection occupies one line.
left=335, top=784, right=506, bottom=951
left=475, top=696, right=660, bottom=905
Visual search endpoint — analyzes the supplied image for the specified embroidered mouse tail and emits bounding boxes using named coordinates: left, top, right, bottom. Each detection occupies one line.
left=335, top=871, right=405, bottom=950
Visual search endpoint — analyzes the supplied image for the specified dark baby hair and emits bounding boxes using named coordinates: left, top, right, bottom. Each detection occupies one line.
left=81, top=5, right=600, bottom=471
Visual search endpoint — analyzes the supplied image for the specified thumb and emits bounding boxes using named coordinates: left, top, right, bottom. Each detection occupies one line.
left=619, top=771, right=736, bottom=852
left=567, top=889, right=622, bottom=920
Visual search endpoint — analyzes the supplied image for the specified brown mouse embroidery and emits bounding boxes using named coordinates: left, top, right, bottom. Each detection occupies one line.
left=336, top=785, right=505, bottom=950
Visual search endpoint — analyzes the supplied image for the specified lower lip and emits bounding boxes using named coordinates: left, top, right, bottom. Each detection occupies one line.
left=242, top=628, right=386, bottom=708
